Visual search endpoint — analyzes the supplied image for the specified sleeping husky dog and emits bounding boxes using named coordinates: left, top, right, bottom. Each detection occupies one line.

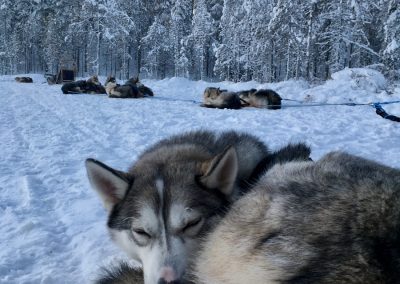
left=202, top=87, right=282, bottom=110
left=61, top=75, right=106, bottom=94
left=202, top=87, right=242, bottom=109
left=86, top=130, right=311, bottom=283
left=95, top=149, right=400, bottom=284
left=238, top=89, right=282, bottom=109
left=105, top=76, right=143, bottom=99
left=15, top=76, right=33, bottom=83
left=104, top=76, right=154, bottom=98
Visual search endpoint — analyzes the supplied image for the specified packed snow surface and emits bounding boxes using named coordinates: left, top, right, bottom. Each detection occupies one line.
left=1, top=69, right=399, bottom=283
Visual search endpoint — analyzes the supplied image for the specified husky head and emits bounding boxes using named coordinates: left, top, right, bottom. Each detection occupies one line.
left=105, top=76, right=117, bottom=86
left=87, top=75, right=100, bottom=85
left=237, top=88, right=257, bottom=100
left=104, top=76, right=118, bottom=96
left=203, top=87, right=226, bottom=102
left=86, top=146, right=238, bottom=284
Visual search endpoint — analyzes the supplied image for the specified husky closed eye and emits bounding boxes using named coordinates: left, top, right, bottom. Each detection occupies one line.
left=132, top=228, right=152, bottom=245
left=182, top=218, right=203, bottom=235
left=133, top=228, right=151, bottom=237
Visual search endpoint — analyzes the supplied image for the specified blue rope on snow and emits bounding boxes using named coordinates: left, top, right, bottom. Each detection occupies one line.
left=279, top=98, right=400, bottom=123
left=372, top=103, right=400, bottom=122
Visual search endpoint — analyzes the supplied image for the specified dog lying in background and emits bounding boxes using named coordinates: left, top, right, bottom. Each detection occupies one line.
left=61, top=75, right=106, bottom=95
left=238, top=88, right=282, bottom=109
left=202, top=87, right=242, bottom=109
left=202, top=87, right=282, bottom=110
left=105, top=76, right=142, bottom=98
left=105, top=76, right=154, bottom=98
left=15, top=77, right=33, bottom=83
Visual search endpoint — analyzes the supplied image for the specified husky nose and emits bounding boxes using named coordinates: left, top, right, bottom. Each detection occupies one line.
left=157, top=280, right=181, bottom=284
left=158, top=266, right=180, bottom=284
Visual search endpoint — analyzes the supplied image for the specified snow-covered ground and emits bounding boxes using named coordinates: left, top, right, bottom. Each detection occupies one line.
left=1, top=69, right=399, bottom=283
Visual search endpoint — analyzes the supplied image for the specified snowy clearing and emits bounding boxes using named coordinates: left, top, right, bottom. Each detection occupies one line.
left=1, top=69, right=399, bottom=283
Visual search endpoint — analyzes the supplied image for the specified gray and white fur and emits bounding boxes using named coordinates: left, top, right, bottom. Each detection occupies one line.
left=238, top=89, right=282, bottom=109
left=201, top=87, right=242, bottom=109
left=105, top=76, right=143, bottom=98
left=95, top=150, right=400, bottom=284
left=196, top=151, right=400, bottom=283
left=86, top=130, right=311, bottom=284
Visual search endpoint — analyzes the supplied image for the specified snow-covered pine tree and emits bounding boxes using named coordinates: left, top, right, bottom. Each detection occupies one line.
left=0, top=0, right=397, bottom=82
left=0, top=0, right=16, bottom=74
left=382, top=0, right=400, bottom=73
left=214, top=0, right=246, bottom=82
left=191, top=0, right=213, bottom=80
left=171, top=0, right=192, bottom=77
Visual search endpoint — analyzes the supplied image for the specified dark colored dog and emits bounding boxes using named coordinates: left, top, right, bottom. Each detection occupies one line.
left=61, top=75, right=106, bottom=95
left=136, top=78, right=154, bottom=97
left=15, top=77, right=33, bottom=83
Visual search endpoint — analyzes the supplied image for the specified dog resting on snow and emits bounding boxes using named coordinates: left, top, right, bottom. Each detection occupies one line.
left=202, top=87, right=242, bottom=109
left=88, top=133, right=400, bottom=283
left=61, top=75, right=106, bottom=94
left=15, top=76, right=33, bottom=83
left=238, top=88, right=282, bottom=109
left=202, top=87, right=282, bottom=110
left=104, top=76, right=154, bottom=99
left=86, top=130, right=312, bottom=283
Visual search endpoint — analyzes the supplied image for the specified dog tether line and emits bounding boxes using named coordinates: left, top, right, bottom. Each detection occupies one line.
left=274, top=99, right=400, bottom=123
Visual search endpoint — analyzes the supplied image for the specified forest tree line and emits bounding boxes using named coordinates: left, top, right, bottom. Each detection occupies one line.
left=0, top=0, right=399, bottom=82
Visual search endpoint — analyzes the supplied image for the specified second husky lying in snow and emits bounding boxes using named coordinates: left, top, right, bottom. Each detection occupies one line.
left=86, top=130, right=311, bottom=284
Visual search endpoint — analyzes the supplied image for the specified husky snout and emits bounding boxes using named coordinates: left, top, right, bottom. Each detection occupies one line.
left=158, top=266, right=180, bottom=283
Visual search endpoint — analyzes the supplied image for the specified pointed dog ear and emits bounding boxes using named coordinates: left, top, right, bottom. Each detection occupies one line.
left=85, top=158, right=131, bottom=212
left=200, top=146, right=238, bottom=196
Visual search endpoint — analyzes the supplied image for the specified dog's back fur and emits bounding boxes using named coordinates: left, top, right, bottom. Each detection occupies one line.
left=61, top=80, right=87, bottom=94
left=195, top=152, right=400, bottom=283
left=136, top=78, right=154, bottom=97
